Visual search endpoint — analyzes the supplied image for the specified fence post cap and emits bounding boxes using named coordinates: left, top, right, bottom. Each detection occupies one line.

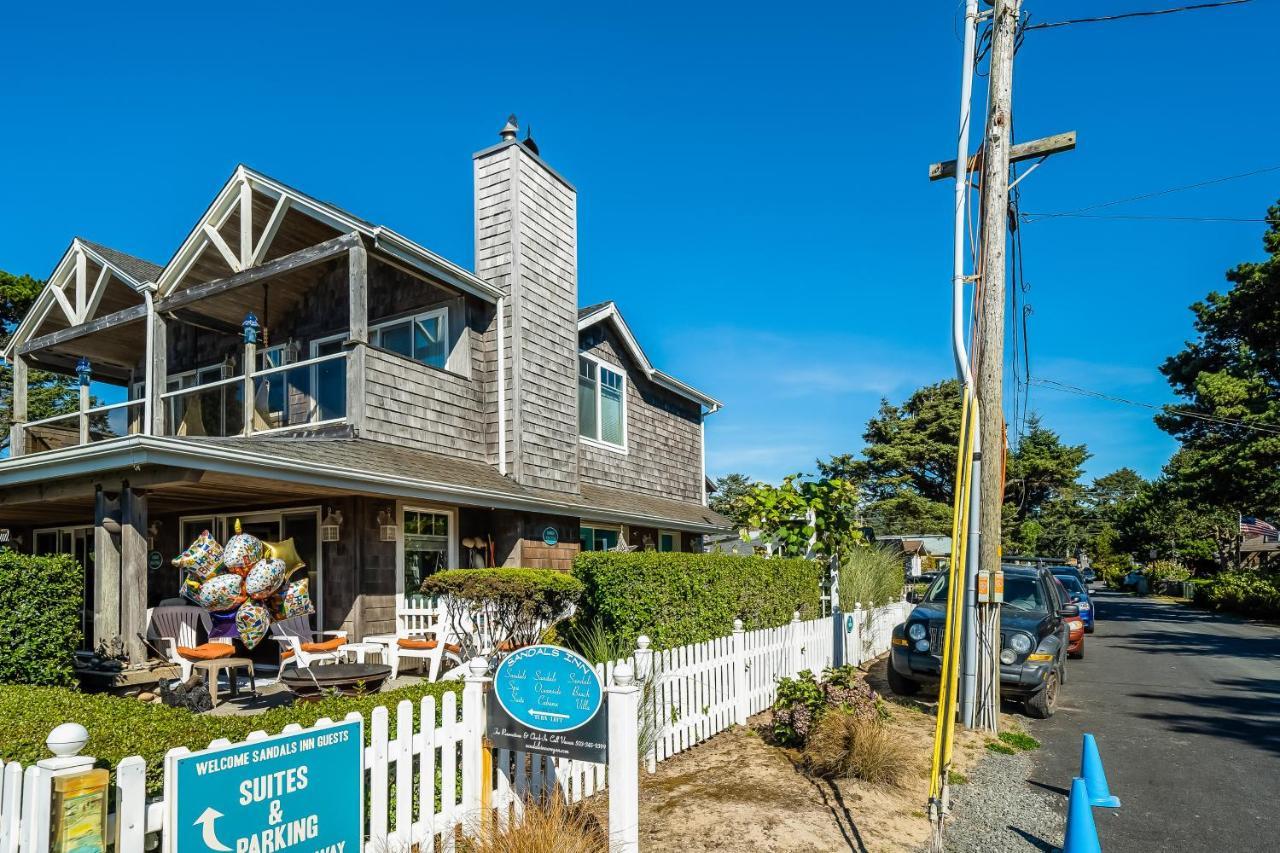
left=792, top=610, right=801, bottom=621
left=636, top=635, right=651, bottom=650
left=855, top=601, right=864, bottom=610
left=613, top=661, right=635, bottom=687
left=47, top=722, right=89, bottom=757
left=733, top=618, right=744, bottom=631
left=466, top=657, right=488, bottom=678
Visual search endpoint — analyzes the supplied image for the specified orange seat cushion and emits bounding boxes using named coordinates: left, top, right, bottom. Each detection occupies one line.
left=398, top=638, right=461, bottom=655
left=177, top=643, right=236, bottom=661
left=280, top=636, right=346, bottom=660
left=497, top=640, right=528, bottom=652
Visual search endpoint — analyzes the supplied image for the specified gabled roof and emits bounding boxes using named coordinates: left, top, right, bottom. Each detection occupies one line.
left=578, top=301, right=721, bottom=411
left=156, top=165, right=500, bottom=303
left=3, top=237, right=160, bottom=359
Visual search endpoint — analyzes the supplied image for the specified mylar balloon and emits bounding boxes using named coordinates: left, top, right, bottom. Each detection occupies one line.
left=234, top=601, right=272, bottom=649
left=197, top=573, right=247, bottom=611
left=245, top=557, right=286, bottom=600
left=263, top=538, right=306, bottom=574
left=171, top=530, right=224, bottom=580
left=223, top=519, right=265, bottom=575
left=273, top=578, right=316, bottom=619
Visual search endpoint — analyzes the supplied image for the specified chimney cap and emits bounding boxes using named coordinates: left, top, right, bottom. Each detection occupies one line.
left=500, top=114, right=519, bottom=141
left=522, top=126, right=540, bottom=156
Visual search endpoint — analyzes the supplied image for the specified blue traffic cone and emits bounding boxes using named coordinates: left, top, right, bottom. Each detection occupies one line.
left=1080, top=733, right=1121, bottom=808
left=1063, top=776, right=1102, bottom=853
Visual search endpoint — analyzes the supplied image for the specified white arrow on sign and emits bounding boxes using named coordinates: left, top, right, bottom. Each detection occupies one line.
left=194, top=807, right=231, bottom=852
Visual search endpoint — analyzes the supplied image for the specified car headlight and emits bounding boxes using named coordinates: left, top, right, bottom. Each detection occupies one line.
left=999, top=649, right=1017, bottom=665
left=1068, top=620, right=1083, bottom=631
left=908, top=623, right=928, bottom=641
left=1007, top=633, right=1033, bottom=654
left=1078, top=602, right=1091, bottom=610
left=914, top=639, right=930, bottom=652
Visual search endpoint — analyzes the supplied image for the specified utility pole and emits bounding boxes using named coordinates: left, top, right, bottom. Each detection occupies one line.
left=972, top=0, right=1020, bottom=734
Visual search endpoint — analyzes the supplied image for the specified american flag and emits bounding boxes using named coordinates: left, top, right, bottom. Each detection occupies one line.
left=1240, top=516, right=1278, bottom=538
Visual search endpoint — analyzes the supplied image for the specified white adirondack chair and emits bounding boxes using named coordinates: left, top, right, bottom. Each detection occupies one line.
left=270, top=615, right=347, bottom=673
left=384, top=597, right=463, bottom=681
left=146, top=606, right=221, bottom=681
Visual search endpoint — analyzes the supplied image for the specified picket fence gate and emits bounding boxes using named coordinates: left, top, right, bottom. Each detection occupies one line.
left=0, top=600, right=909, bottom=853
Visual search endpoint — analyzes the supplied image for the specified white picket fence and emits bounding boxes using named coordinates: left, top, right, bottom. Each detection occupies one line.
left=0, top=600, right=909, bottom=853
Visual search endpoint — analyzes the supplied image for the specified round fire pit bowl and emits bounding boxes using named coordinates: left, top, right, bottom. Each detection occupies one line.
left=280, top=663, right=393, bottom=701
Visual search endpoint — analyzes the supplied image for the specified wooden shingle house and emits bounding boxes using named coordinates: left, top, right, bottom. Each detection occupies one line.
left=0, top=117, right=729, bottom=662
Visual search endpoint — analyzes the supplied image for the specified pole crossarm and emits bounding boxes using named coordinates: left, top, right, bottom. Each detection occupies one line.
left=928, top=131, right=1076, bottom=181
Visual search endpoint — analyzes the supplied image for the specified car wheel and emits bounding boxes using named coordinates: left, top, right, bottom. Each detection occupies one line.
left=1069, top=646, right=1084, bottom=660
left=1025, top=669, right=1059, bottom=719
left=887, top=662, right=921, bottom=696
left=1085, top=624, right=1095, bottom=634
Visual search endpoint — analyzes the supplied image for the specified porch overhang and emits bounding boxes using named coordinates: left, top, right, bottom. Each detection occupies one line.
left=0, top=436, right=732, bottom=534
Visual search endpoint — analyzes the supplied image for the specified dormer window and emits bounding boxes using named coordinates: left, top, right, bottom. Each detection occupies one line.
left=372, top=308, right=448, bottom=370
left=579, top=354, right=626, bottom=450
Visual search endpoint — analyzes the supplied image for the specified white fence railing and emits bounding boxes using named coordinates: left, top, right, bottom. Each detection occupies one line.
left=0, top=601, right=909, bottom=853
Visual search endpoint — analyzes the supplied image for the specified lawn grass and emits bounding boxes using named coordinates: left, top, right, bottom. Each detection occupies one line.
left=998, top=730, right=1041, bottom=751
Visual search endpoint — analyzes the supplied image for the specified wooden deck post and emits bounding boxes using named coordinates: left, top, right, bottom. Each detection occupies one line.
left=120, top=486, right=148, bottom=667
left=10, top=353, right=27, bottom=456
left=93, top=486, right=122, bottom=650
left=346, top=241, right=368, bottom=434
left=147, top=297, right=167, bottom=435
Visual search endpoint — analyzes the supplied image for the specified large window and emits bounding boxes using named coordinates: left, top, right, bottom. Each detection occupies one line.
left=580, top=525, right=621, bottom=552
left=373, top=309, right=448, bottom=370
left=403, top=509, right=451, bottom=607
left=578, top=355, right=626, bottom=448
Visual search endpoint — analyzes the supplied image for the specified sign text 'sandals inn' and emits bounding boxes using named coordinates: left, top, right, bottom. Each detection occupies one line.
left=0, top=116, right=730, bottom=663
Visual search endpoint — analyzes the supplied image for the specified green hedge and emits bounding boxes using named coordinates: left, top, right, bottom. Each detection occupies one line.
left=0, top=680, right=461, bottom=795
left=572, top=551, right=823, bottom=648
left=0, top=550, right=83, bottom=686
left=1195, top=570, right=1280, bottom=618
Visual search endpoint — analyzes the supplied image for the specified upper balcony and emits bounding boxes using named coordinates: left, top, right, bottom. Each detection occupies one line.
left=5, top=167, right=500, bottom=465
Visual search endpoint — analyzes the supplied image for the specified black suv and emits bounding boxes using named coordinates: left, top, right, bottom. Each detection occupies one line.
left=887, top=565, right=1077, bottom=718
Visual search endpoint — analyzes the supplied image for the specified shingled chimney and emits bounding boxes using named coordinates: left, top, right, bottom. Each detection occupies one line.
left=474, top=116, right=580, bottom=494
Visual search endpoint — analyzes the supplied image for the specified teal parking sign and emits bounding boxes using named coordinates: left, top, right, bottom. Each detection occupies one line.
left=167, top=719, right=363, bottom=853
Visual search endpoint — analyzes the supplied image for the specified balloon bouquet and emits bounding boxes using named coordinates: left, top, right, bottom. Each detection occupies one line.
left=172, top=519, right=314, bottom=649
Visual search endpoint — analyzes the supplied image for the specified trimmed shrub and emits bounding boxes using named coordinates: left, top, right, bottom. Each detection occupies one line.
left=572, top=551, right=822, bottom=648
left=802, top=711, right=916, bottom=786
left=1145, top=559, right=1191, bottom=584
left=422, top=568, right=584, bottom=658
left=841, top=545, right=906, bottom=607
left=0, top=550, right=83, bottom=686
left=1200, top=570, right=1280, bottom=618
left=0, top=680, right=460, bottom=795
left=772, top=666, right=881, bottom=747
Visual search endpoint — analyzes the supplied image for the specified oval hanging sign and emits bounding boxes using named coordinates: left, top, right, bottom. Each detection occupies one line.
left=542, top=526, right=559, bottom=546
left=489, top=645, right=608, bottom=763
left=494, top=645, right=602, bottom=732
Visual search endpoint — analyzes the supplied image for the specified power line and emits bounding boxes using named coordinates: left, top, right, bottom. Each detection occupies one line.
left=1020, top=212, right=1280, bottom=224
left=1025, top=0, right=1252, bottom=31
left=1020, top=163, right=1280, bottom=222
left=1030, top=377, right=1280, bottom=436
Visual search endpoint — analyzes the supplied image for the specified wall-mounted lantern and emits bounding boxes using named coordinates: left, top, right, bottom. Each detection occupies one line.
left=75, top=357, right=91, bottom=387
left=321, top=507, right=344, bottom=543
left=242, top=312, right=260, bottom=345
left=377, top=508, right=398, bottom=542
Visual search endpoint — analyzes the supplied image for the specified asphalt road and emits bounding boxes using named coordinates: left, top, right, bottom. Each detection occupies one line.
left=1023, top=591, right=1280, bottom=852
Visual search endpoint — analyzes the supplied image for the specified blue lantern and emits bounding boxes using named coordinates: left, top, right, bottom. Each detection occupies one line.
left=242, top=312, right=260, bottom=345
left=75, top=357, right=91, bottom=386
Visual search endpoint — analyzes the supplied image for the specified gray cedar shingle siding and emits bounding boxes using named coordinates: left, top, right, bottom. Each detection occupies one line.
left=474, top=140, right=580, bottom=494
left=362, top=346, right=488, bottom=461
left=579, top=325, right=704, bottom=503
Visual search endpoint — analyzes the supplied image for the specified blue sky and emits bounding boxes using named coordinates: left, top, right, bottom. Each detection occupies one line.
left=3, top=1, right=1277, bottom=485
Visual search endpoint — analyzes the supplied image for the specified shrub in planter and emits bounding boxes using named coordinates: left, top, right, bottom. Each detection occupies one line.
left=572, top=551, right=822, bottom=648
left=421, top=568, right=584, bottom=660
left=0, top=551, right=83, bottom=687
left=802, top=710, right=916, bottom=786
left=772, top=666, right=881, bottom=747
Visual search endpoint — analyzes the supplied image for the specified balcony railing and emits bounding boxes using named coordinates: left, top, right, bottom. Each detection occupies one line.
left=163, top=351, right=347, bottom=438
left=20, top=400, right=145, bottom=455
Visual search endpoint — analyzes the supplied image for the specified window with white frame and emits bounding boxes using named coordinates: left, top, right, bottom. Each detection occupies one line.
left=580, top=525, right=621, bottom=552
left=372, top=308, right=448, bottom=369
left=578, top=355, right=626, bottom=448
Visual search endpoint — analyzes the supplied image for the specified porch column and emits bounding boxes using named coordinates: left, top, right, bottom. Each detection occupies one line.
left=9, top=353, right=27, bottom=456
left=242, top=313, right=258, bottom=436
left=146, top=295, right=167, bottom=435
left=77, top=358, right=91, bottom=445
left=93, top=486, right=122, bottom=650
left=346, top=242, right=368, bottom=434
left=120, top=486, right=149, bottom=666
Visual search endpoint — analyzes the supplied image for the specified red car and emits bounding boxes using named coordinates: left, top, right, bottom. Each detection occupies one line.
left=1055, top=577, right=1085, bottom=659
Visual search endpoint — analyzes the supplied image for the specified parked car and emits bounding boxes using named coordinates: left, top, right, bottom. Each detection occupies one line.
left=1053, top=578, right=1087, bottom=657
left=1052, top=570, right=1095, bottom=633
left=1081, top=566, right=1097, bottom=586
left=888, top=565, right=1078, bottom=718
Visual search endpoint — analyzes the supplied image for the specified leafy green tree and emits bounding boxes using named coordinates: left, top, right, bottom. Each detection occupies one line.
left=1118, top=453, right=1240, bottom=569
left=1, top=270, right=80, bottom=452
left=709, top=472, right=754, bottom=526
left=861, top=379, right=963, bottom=534
left=734, top=473, right=864, bottom=560
left=1003, top=416, right=1089, bottom=555
left=1156, top=203, right=1280, bottom=519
